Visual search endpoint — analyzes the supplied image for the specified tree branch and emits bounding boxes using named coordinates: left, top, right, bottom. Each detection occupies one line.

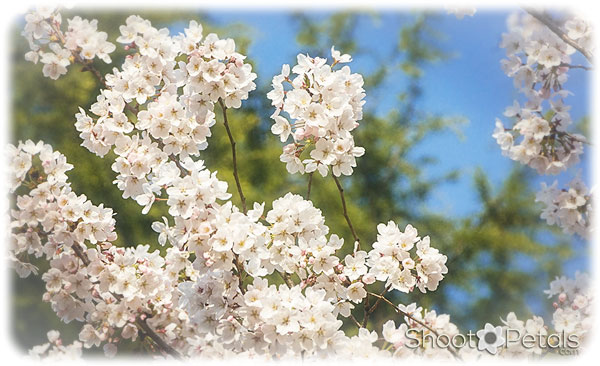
left=367, top=292, right=462, bottom=360
left=70, top=243, right=183, bottom=359
left=219, top=99, right=247, bottom=214
left=525, top=9, right=593, bottom=64
left=332, top=175, right=361, bottom=250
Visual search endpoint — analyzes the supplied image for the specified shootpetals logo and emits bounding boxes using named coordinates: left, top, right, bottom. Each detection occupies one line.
left=476, top=323, right=505, bottom=354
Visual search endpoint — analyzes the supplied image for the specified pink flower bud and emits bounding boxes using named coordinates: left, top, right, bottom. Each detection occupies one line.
left=283, top=143, right=296, bottom=154
left=553, top=302, right=559, bottom=309
left=362, top=273, right=376, bottom=285
left=558, top=293, right=567, bottom=303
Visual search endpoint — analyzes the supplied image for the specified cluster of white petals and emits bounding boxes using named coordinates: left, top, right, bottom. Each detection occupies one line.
left=366, top=221, right=448, bottom=293
left=494, top=272, right=592, bottom=357
left=15, top=7, right=592, bottom=362
left=267, top=47, right=366, bottom=176
left=73, top=15, right=255, bottom=211
left=494, top=12, right=590, bottom=175
left=382, top=303, right=459, bottom=358
left=8, top=140, right=115, bottom=278
left=29, top=330, right=83, bottom=361
left=545, top=272, right=592, bottom=337
left=23, top=6, right=115, bottom=79
left=536, top=174, right=592, bottom=238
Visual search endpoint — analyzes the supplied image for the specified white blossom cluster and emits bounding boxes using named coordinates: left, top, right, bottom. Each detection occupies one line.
left=381, top=303, right=459, bottom=358
left=74, top=14, right=255, bottom=210
left=28, top=330, right=83, bottom=361
left=23, top=6, right=116, bottom=79
left=493, top=12, right=590, bottom=175
left=365, top=221, right=448, bottom=293
left=8, top=140, right=231, bottom=358
left=493, top=272, right=592, bottom=357
left=267, top=47, right=366, bottom=176
left=170, top=193, right=448, bottom=357
left=536, top=174, right=592, bottom=238
left=15, top=7, right=593, bottom=362
left=546, top=272, right=592, bottom=337
left=7, top=140, right=115, bottom=278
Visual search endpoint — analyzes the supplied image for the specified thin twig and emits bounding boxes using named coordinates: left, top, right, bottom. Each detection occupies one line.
left=366, top=284, right=392, bottom=316
left=561, top=63, right=593, bottom=71
left=349, top=314, right=362, bottom=328
left=361, top=293, right=370, bottom=328
left=332, top=175, right=361, bottom=250
left=525, top=9, right=593, bottom=63
left=218, top=99, right=247, bottom=214
left=306, top=172, right=313, bottom=200
left=367, top=292, right=462, bottom=360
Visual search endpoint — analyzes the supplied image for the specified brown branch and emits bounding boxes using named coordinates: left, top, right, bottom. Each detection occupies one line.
left=135, top=317, right=182, bottom=360
left=349, top=314, right=362, bottom=329
left=366, top=284, right=392, bottom=317
left=361, top=293, right=370, bottom=328
left=367, top=292, right=462, bottom=360
left=525, top=9, right=593, bottom=64
left=332, top=175, right=361, bottom=250
left=218, top=99, right=247, bottom=214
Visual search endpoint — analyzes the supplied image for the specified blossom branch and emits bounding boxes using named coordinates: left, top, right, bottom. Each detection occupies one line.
left=525, top=9, right=594, bottom=63
left=48, top=22, right=139, bottom=116
left=368, top=292, right=461, bottom=360
left=134, top=317, right=182, bottom=360
left=70, top=242, right=182, bottom=359
left=332, top=175, right=361, bottom=250
left=219, top=99, right=247, bottom=214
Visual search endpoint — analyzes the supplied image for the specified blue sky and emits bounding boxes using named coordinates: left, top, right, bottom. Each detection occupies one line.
left=203, top=10, right=592, bottom=312
left=207, top=9, right=590, bottom=213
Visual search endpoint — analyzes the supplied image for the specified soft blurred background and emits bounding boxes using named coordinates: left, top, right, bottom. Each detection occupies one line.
left=9, top=8, right=591, bottom=354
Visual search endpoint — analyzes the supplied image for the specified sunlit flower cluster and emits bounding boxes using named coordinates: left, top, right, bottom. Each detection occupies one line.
left=73, top=15, right=255, bottom=210
left=7, top=140, right=116, bottom=278
left=365, top=221, right=448, bottom=293
left=14, top=6, right=592, bottom=362
left=267, top=47, right=366, bottom=176
left=536, top=174, right=592, bottom=238
left=23, top=6, right=116, bottom=79
left=494, top=12, right=590, bottom=175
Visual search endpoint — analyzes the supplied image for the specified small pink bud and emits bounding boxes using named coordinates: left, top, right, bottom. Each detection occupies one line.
left=362, top=273, right=376, bottom=285
left=558, top=293, right=567, bottom=303
left=553, top=302, right=559, bottom=309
